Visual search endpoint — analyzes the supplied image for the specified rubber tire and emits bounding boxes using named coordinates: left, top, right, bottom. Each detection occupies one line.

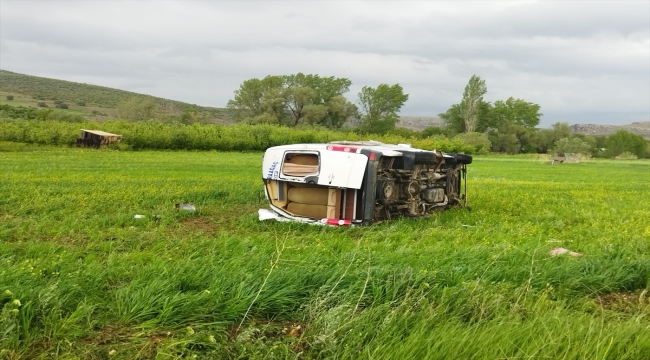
left=413, top=151, right=438, bottom=165
left=454, top=153, right=473, bottom=164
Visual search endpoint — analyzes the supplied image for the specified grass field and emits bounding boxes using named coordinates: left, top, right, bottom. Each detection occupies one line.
left=1, top=148, right=649, bottom=359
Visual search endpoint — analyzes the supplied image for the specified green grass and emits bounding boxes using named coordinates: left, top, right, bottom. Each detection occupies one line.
left=1, top=149, right=649, bottom=359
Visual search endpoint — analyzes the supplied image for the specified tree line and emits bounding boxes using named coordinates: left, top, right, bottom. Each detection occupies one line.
left=226, top=73, right=408, bottom=134
left=437, top=75, right=647, bottom=158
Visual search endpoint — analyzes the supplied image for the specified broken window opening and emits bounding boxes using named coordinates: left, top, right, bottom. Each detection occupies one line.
left=281, top=153, right=320, bottom=177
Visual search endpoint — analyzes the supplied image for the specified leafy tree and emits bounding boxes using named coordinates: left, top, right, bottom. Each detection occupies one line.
left=226, top=73, right=355, bottom=128
left=570, top=134, right=597, bottom=153
left=439, top=100, right=493, bottom=134
left=491, top=97, right=541, bottom=129
left=551, top=137, right=592, bottom=155
left=356, top=84, right=409, bottom=134
left=589, top=135, right=608, bottom=157
left=6, top=95, right=13, bottom=101
left=552, top=122, right=572, bottom=139
left=484, top=98, right=542, bottom=153
left=227, top=75, right=285, bottom=122
left=605, top=130, right=647, bottom=158
left=283, top=73, right=353, bottom=127
left=490, top=132, right=520, bottom=154
left=531, top=122, right=572, bottom=153
left=301, top=95, right=356, bottom=128
left=459, top=75, right=487, bottom=132
left=438, top=103, right=463, bottom=133
left=440, top=76, right=542, bottom=152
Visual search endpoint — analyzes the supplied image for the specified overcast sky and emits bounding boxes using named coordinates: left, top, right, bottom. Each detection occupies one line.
left=1, top=0, right=648, bottom=126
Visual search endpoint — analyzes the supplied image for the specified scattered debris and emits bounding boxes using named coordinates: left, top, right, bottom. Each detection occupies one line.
left=154, top=215, right=161, bottom=223
left=547, top=239, right=563, bottom=243
left=281, top=324, right=303, bottom=337
left=258, top=209, right=351, bottom=226
left=175, top=203, right=196, bottom=211
left=259, top=209, right=282, bottom=221
left=134, top=214, right=145, bottom=219
left=596, top=290, right=647, bottom=309
left=549, top=247, right=583, bottom=257
left=550, top=153, right=580, bottom=164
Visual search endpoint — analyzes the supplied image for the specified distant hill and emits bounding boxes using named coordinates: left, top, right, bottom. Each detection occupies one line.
left=0, top=70, right=234, bottom=122
left=571, top=121, right=650, bottom=140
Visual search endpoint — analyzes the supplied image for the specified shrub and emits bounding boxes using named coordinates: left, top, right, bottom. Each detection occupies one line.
left=55, top=103, right=69, bottom=109
left=6, top=95, right=14, bottom=101
left=37, top=102, right=48, bottom=108
left=605, top=130, right=647, bottom=158
left=490, top=132, right=520, bottom=154
left=421, top=126, right=452, bottom=138
left=615, top=151, right=638, bottom=160
left=453, top=132, right=492, bottom=155
left=76, top=100, right=86, bottom=106
left=551, top=137, right=592, bottom=155
left=53, top=100, right=63, bottom=105
left=387, top=127, right=418, bottom=138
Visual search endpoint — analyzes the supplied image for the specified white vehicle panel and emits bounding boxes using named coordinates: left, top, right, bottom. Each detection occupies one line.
left=263, top=146, right=369, bottom=188
left=262, top=148, right=284, bottom=180
left=317, top=151, right=368, bottom=189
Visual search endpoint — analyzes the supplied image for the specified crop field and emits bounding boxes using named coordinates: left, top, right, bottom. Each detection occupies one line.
left=1, top=148, right=649, bottom=359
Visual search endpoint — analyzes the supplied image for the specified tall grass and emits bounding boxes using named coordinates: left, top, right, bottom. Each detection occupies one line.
left=1, top=151, right=648, bottom=358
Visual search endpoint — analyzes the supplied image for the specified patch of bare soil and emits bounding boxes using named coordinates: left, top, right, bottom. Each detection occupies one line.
left=228, top=320, right=309, bottom=352
left=229, top=320, right=304, bottom=340
left=181, top=217, right=219, bottom=236
left=79, top=324, right=172, bottom=359
left=81, top=324, right=131, bottom=345
left=174, top=204, right=258, bottom=237
left=595, top=291, right=648, bottom=310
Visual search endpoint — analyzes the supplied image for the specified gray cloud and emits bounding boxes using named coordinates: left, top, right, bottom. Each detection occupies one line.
left=1, top=0, right=648, bottom=126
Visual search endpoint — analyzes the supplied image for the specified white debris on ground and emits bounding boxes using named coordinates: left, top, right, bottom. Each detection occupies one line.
left=549, top=247, right=583, bottom=257
left=258, top=209, right=351, bottom=226
left=175, top=203, right=196, bottom=211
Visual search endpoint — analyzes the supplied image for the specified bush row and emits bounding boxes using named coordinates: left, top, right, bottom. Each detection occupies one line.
left=0, top=120, right=477, bottom=154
